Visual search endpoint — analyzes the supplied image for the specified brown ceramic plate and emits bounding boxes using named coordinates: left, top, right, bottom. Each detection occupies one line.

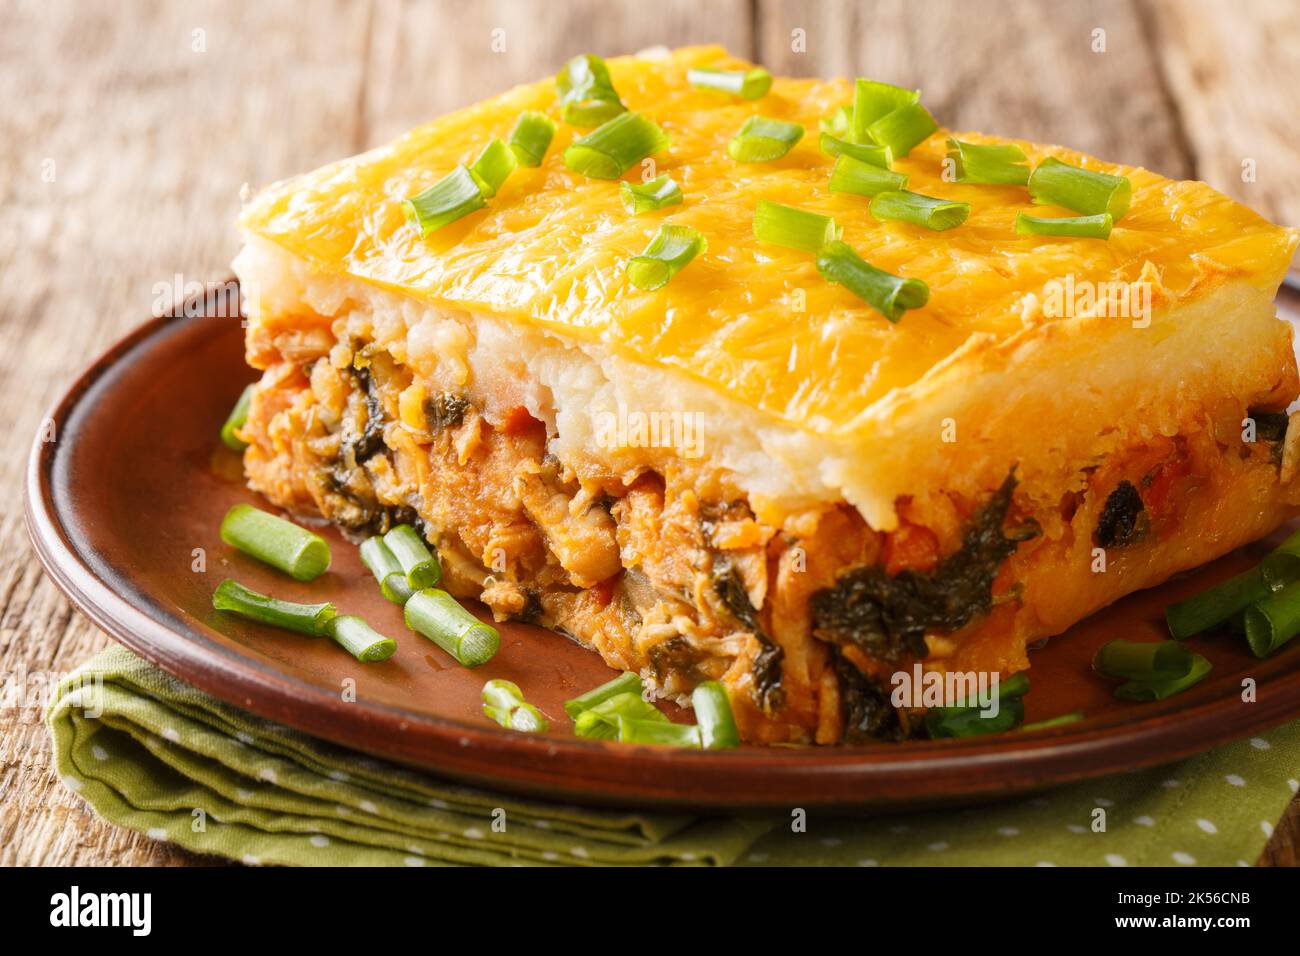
left=25, top=281, right=1300, bottom=811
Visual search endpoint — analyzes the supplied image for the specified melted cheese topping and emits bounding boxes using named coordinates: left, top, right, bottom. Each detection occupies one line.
left=241, top=45, right=1297, bottom=435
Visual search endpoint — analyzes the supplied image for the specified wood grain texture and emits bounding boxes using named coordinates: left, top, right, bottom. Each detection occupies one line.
left=1, top=0, right=1296, bottom=866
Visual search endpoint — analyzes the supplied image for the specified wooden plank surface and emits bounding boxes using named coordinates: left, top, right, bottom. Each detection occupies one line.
left=0, top=0, right=1297, bottom=866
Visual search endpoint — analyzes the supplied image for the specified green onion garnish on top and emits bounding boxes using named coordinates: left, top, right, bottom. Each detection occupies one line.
left=482, top=679, right=549, bottom=733
left=870, top=189, right=970, bottom=231
left=828, top=155, right=908, bottom=198
left=563, top=111, right=669, bottom=180
left=1260, top=527, right=1300, bottom=590
left=850, top=79, right=919, bottom=144
left=1244, top=579, right=1300, bottom=657
left=687, top=66, right=772, bottom=100
left=616, top=717, right=702, bottom=748
left=573, top=691, right=667, bottom=739
left=326, top=615, right=397, bottom=663
left=404, top=588, right=500, bottom=667
left=220, top=504, right=331, bottom=582
left=1092, top=639, right=1194, bottom=682
left=1166, top=567, right=1268, bottom=640
left=564, top=671, right=645, bottom=719
left=1015, top=212, right=1113, bottom=239
left=359, top=536, right=415, bottom=605
left=819, top=105, right=853, bottom=138
left=555, top=54, right=626, bottom=127
left=727, top=116, right=804, bottom=163
left=866, top=101, right=938, bottom=158
left=508, top=111, right=556, bottom=167
left=691, top=681, right=739, bottom=749
left=383, top=524, right=441, bottom=590
left=1020, top=711, right=1084, bottom=732
left=819, top=133, right=892, bottom=169
left=1028, top=156, right=1131, bottom=218
left=403, top=166, right=487, bottom=237
left=212, top=579, right=336, bottom=637
left=220, top=384, right=253, bottom=451
left=816, top=240, right=930, bottom=322
left=752, top=200, right=841, bottom=253
left=1112, top=654, right=1211, bottom=701
left=626, top=224, right=706, bottom=291
left=924, top=671, right=1030, bottom=738
left=620, top=175, right=683, bottom=214
left=946, top=138, right=1030, bottom=185
left=467, top=138, right=518, bottom=198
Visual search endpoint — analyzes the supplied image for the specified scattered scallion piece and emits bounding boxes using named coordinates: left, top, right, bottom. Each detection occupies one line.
left=359, top=536, right=415, bottom=605
left=563, top=111, right=669, bottom=180
left=482, top=679, right=549, bottom=733
left=1092, top=639, right=1194, bottom=682
left=616, top=716, right=702, bottom=748
left=564, top=671, right=644, bottom=719
left=752, top=200, right=841, bottom=253
left=850, top=79, right=919, bottom=144
left=827, top=155, right=908, bottom=197
left=1113, top=654, right=1211, bottom=701
left=383, top=524, right=442, bottom=590
left=691, top=681, right=739, bottom=749
left=220, top=384, right=253, bottom=451
left=945, top=138, right=1030, bottom=185
left=1244, top=579, right=1300, bottom=657
left=403, top=166, right=487, bottom=237
left=620, top=175, right=683, bottom=214
left=555, top=54, right=626, bottom=127
left=220, top=503, right=331, bottom=582
left=212, top=579, right=336, bottom=636
left=1165, top=568, right=1270, bottom=640
left=819, top=133, right=892, bottom=168
left=1020, top=711, right=1084, bottom=732
left=727, top=116, right=804, bottom=163
left=1015, top=212, right=1113, bottom=239
left=326, top=615, right=397, bottom=663
left=508, top=111, right=556, bottom=167
left=468, top=138, right=518, bottom=198
left=687, top=66, right=772, bottom=99
left=626, top=224, right=706, bottom=291
left=1028, top=156, right=1131, bottom=218
left=573, top=690, right=666, bottom=740
left=819, top=105, right=853, bottom=138
left=1261, top=528, right=1300, bottom=590
left=815, top=240, right=929, bottom=322
left=404, top=588, right=500, bottom=667
left=924, top=671, right=1030, bottom=738
left=866, top=101, right=939, bottom=158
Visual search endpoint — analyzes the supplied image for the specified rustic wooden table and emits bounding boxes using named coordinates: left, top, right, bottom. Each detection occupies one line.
left=2, top=0, right=1298, bottom=866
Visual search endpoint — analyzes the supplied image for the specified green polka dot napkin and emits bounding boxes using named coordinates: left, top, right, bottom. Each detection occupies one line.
left=47, top=646, right=1299, bottom=866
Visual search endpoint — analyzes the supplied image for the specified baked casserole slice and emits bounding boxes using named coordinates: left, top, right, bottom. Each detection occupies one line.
left=233, top=46, right=1300, bottom=744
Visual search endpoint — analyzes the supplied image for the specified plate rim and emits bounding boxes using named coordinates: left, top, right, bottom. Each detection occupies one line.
left=24, top=290, right=1300, bottom=811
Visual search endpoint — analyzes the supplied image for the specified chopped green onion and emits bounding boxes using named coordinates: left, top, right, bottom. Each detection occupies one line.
left=828, top=155, right=909, bottom=198
left=382, top=524, right=442, bottom=589
left=868, top=191, right=972, bottom=234
left=220, top=503, right=331, bottom=582
left=626, top=224, right=706, bottom=291
left=564, top=671, right=644, bottom=719
left=573, top=691, right=666, bottom=740
left=1244, top=579, right=1300, bottom=657
left=615, top=717, right=702, bottom=748
left=508, top=111, right=556, bottom=167
left=1114, top=654, right=1211, bottom=701
left=482, top=679, right=549, bottom=733
left=468, top=138, right=518, bottom=198
left=926, top=699, right=1024, bottom=738
left=403, top=166, right=487, bottom=237
left=563, top=111, right=669, bottom=180
left=212, top=579, right=336, bottom=636
left=687, top=66, right=772, bottom=99
left=851, top=79, right=918, bottom=144
left=819, top=133, right=892, bottom=168
left=555, top=54, right=625, bottom=127
left=326, top=615, right=397, bottom=663
left=945, top=138, right=1030, bottom=185
left=359, top=536, right=415, bottom=605
left=1015, top=212, right=1113, bottom=239
left=220, top=384, right=253, bottom=451
left=866, top=102, right=939, bottom=158
left=727, top=116, right=804, bottom=163
left=1166, top=568, right=1270, bottom=640
left=1020, top=711, right=1084, bottom=732
left=404, top=588, right=500, bottom=667
left=752, top=200, right=841, bottom=253
left=691, top=681, right=739, bottom=749
left=1028, top=156, right=1131, bottom=218
left=619, top=175, right=683, bottom=214
left=1093, top=639, right=1194, bottom=682
left=819, top=105, right=853, bottom=138
left=1261, top=528, right=1300, bottom=590
left=815, top=240, right=929, bottom=322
